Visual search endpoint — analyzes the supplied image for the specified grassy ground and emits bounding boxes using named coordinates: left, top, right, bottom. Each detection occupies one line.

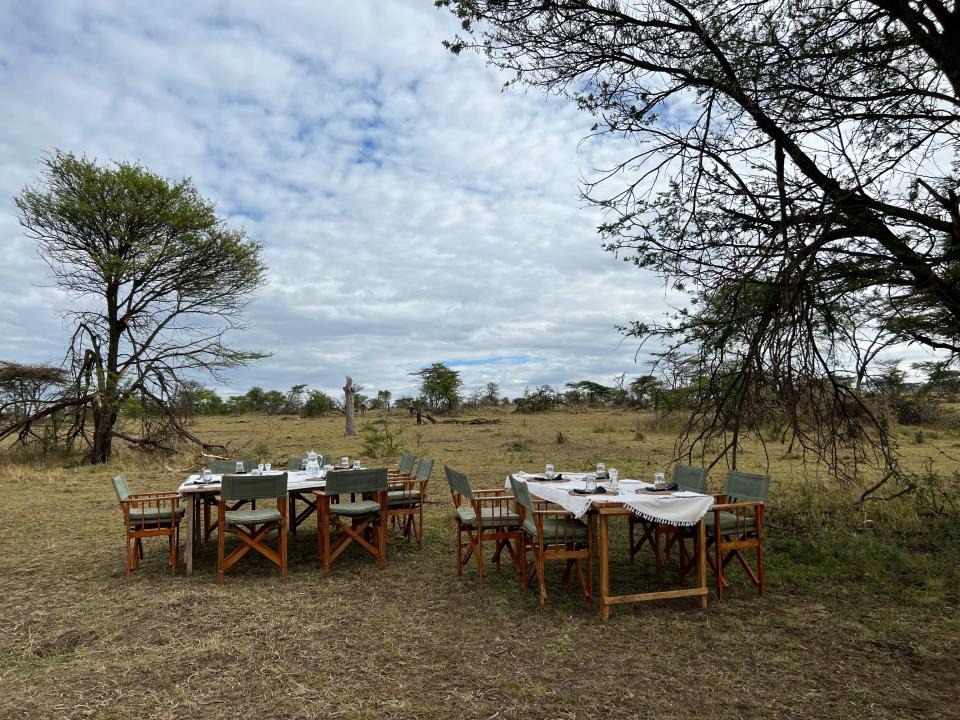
left=1, top=408, right=958, bottom=719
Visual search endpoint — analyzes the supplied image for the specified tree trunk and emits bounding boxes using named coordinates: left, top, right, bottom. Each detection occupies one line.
left=344, top=376, right=357, bottom=437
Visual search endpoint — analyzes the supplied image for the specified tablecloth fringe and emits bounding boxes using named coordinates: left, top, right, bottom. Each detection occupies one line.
left=623, top=504, right=702, bottom=527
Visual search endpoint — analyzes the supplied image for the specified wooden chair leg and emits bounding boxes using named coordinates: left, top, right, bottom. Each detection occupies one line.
left=456, top=524, right=464, bottom=577
left=126, top=535, right=134, bottom=579
left=628, top=517, right=636, bottom=562
left=586, top=516, right=595, bottom=608
left=217, top=506, right=226, bottom=585
left=379, top=513, right=387, bottom=569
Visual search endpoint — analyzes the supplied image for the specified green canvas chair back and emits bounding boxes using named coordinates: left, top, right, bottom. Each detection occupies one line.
left=220, top=473, right=288, bottom=502
left=240, top=459, right=258, bottom=472
left=413, top=457, right=434, bottom=483
left=208, top=460, right=237, bottom=474
left=111, top=474, right=130, bottom=503
left=444, top=465, right=474, bottom=502
left=288, top=457, right=305, bottom=471
left=321, top=455, right=333, bottom=467
left=723, top=471, right=770, bottom=503
left=672, top=464, right=708, bottom=493
left=324, top=468, right=388, bottom=495
left=509, top=475, right=535, bottom=515
left=396, top=452, right=416, bottom=474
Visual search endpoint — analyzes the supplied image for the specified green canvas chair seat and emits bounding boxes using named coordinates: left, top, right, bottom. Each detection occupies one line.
left=329, top=499, right=381, bottom=517
left=387, top=489, right=422, bottom=506
left=522, top=516, right=589, bottom=543
left=456, top=505, right=520, bottom=528
left=225, top=507, right=282, bottom=525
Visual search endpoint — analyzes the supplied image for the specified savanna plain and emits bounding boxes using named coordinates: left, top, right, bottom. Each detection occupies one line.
left=1, top=408, right=958, bottom=720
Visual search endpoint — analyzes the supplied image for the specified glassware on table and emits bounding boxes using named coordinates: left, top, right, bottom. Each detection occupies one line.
left=201, top=468, right=212, bottom=483
left=608, top=467, right=619, bottom=491
left=235, top=460, right=244, bottom=473
left=305, top=451, right=320, bottom=477
left=352, top=459, right=361, bottom=469
left=340, top=456, right=349, bottom=469
left=654, top=471, right=666, bottom=489
left=257, top=462, right=265, bottom=474
left=323, top=463, right=333, bottom=474
left=544, top=463, right=555, bottom=480
left=264, top=463, right=272, bottom=472
left=596, top=463, right=606, bottom=476
left=585, top=474, right=598, bottom=493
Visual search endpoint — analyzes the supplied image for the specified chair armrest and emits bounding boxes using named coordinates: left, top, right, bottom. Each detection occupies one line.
left=128, top=491, right=181, bottom=500
left=474, top=487, right=508, bottom=495
left=713, top=501, right=763, bottom=512
left=533, top=508, right=576, bottom=519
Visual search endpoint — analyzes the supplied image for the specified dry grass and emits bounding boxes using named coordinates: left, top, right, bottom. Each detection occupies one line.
left=0, top=408, right=958, bottom=720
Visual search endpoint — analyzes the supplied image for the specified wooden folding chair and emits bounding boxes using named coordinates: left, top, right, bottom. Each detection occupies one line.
left=217, top=473, right=288, bottom=584
left=112, top=475, right=183, bottom=579
left=385, top=458, right=434, bottom=545
left=705, top=471, right=768, bottom=599
left=445, top=465, right=522, bottom=586
left=509, top=476, right=594, bottom=612
left=314, top=468, right=388, bottom=576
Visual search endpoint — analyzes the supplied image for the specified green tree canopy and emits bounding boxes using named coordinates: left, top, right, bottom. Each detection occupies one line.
left=412, top=362, right=463, bottom=412
left=4, top=151, right=266, bottom=461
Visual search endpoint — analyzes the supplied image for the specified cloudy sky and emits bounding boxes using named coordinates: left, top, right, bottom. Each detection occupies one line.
left=0, top=0, right=679, bottom=401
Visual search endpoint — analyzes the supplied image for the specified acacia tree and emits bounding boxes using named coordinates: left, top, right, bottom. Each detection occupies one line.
left=440, top=0, right=960, bottom=490
left=412, top=362, right=463, bottom=411
left=5, top=151, right=266, bottom=463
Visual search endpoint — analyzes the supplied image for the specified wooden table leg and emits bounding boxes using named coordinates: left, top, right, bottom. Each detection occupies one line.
left=697, top=517, right=708, bottom=608
left=599, top=512, right=610, bottom=620
left=186, top=494, right=196, bottom=576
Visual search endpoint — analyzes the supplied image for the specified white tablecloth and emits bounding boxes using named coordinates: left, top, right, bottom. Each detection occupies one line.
left=178, top=469, right=329, bottom=493
left=508, top=472, right=714, bottom=526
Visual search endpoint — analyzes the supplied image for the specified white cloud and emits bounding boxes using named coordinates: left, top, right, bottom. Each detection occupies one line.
left=0, top=0, right=673, bottom=401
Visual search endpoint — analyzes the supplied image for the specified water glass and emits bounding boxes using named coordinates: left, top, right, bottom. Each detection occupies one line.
left=654, top=471, right=666, bottom=489
left=264, top=463, right=272, bottom=472
left=608, top=467, right=619, bottom=491
left=340, top=456, right=349, bottom=468
left=235, top=461, right=244, bottom=473
left=352, top=459, right=361, bottom=469
left=202, top=468, right=212, bottom=483
left=585, top=474, right=598, bottom=493
left=545, top=463, right=555, bottom=480
left=257, top=463, right=265, bottom=474
left=323, top=463, right=333, bottom=474
left=596, top=462, right=606, bottom=476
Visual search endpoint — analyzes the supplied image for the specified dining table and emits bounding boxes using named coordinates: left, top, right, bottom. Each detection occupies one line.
left=177, top=469, right=331, bottom=575
left=508, top=472, right=715, bottom=619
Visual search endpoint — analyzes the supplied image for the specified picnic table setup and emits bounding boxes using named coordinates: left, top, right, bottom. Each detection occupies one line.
left=507, top=469, right=715, bottom=619
left=112, top=448, right=768, bottom=620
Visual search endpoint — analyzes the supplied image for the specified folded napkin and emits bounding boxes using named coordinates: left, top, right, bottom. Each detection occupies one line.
left=529, top=473, right=564, bottom=482
left=571, top=486, right=607, bottom=496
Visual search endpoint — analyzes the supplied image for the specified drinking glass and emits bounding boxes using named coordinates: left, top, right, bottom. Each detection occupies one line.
left=202, top=468, right=212, bottom=483
left=544, top=463, right=555, bottom=480
left=585, top=474, right=598, bottom=493
left=257, top=462, right=265, bottom=474
left=654, top=471, right=666, bottom=489
left=352, top=459, right=361, bottom=469
left=235, top=461, right=244, bottom=473
left=596, top=463, right=606, bottom=476
left=323, top=463, right=333, bottom=474
left=341, top=456, right=349, bottom=468
left=264, top=463, right=272, bottom=472
left=608, top=467, right=619, bottom=491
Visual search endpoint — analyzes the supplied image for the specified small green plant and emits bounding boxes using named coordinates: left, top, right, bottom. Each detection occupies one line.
left=361, top=415, right=406, bottom=458
left=253, top=441, right=271, bottom=462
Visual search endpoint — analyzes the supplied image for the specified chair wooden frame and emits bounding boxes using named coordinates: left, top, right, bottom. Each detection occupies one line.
left=510, top=477, right=594, bottom=612
left=112, top=475, right=181, bottom=580
left=217, top=473, right=289, bottom=585
left=385, top=458, right=433, bottom=545
left=314, top=468, right=388, bottom=576
left=446, top=466, right=522, bottom=586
